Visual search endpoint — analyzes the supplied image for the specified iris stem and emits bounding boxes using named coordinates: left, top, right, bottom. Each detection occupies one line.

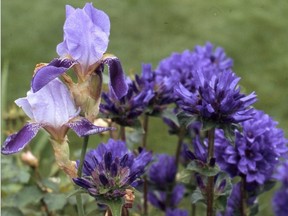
left=76, top=135, right=89, bottom=216
left=206, top=128, right=215, bottom=216
left=240, top=177, right=248, bottom=216
left=142, top=114, right=149, bottom=215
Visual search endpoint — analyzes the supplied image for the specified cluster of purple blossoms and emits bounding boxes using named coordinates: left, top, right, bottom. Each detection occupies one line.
left=100, top=74, right=154, bottom=126
left=175, top=68, right=257, bottom=125
left=148, top=154, right=187, bottom=215
left=272, top=161, right=288, bottom=216
left=73, top=139, right=152, bottom=198
left=215, top=109, right=288, bottom=184
left=155, top=42, right=233, bottom=101
left=134, top=64, right=175, bottom=115
left=217, top=183, right=257, bottom=216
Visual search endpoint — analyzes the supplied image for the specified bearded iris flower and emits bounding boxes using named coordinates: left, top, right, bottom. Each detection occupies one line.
left=1, top=78, right=112, bottom=154
left=31, top=3, right=128, bottom=121
left=73, top=139, right=152, bottom=199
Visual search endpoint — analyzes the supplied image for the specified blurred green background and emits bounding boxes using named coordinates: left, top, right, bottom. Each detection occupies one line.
left=2, top=0, right=288, bottom=215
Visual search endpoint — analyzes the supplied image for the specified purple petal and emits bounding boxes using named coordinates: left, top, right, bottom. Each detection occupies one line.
left=2, top=123, right=41, bottom=155
left=66, top=118, right=114, bottom=137
left=31, top=58, right=75, bottom=92
left=103, top=56, right=128, bottom=99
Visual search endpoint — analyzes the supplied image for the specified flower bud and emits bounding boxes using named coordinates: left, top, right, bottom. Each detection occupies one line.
left=21, top=151, right=39, bottom=168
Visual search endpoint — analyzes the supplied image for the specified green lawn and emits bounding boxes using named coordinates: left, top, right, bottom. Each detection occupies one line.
left=2, top=0, right=288, bottom=215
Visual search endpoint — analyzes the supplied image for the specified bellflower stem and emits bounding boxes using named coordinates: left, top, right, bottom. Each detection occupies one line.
left=120, top=126, right=126, bottom=141
left=175, top=126, right=185, bottom=169
left=206, top=128, right=215, bottom=216
left=142, top=114, right=149, bottom=215
left=191, top=203, right=196, bottom=216
left=76, top=135, right=89, bottom=216
left=240, top=177, right=248, bottom=216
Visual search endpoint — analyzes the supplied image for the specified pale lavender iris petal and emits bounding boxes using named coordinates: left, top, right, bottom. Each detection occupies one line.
left=66, top=118, right=114, bottom=137
left=31, top=58, right=75, bottom=92
left=57, top=3, right=110, bottom=70
left=15, top=97, right=34, bottom=120
left=28, top=78, right=78, bottom=128
left=103, top=56, right=128, bottom=99
left=1, top=123, right=42, bottom=155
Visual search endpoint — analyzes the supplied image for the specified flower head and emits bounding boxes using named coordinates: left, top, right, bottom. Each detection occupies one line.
left=100, top=77, right=154, bottom=126
left=57, top=3, right=110, bottom=75
left=155, top=42, right=233, bottom=101
left=2, top=78, right=111, bottom=155
left=272, top=187, right=288, bottom=216
left=175, top=69, right=257, bottom=125
left=148, top=184, right=186, bottom=212
left=215, top=109, right=288, bottom=184
left=165, top=208, right=188, bottom=216
left=148, top=154, right=177, bottom=188
left=73, top=139, right=152, bottom=199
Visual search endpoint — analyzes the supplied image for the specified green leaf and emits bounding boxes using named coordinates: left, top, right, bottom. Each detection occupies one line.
left=191, top=188, right=204, bottom=204
left=186, top=160, right=220, bottom=177
left=44, top=193, right=67, bottom=211
left=161, top=108, right=179, bottom=127
left=15, top=186, right=44, bottom=207
left=176, top=111, right=197, bottom=128
left=2, top=207, right=24, bottom=216
left=66, top=188, right=87, bottom=198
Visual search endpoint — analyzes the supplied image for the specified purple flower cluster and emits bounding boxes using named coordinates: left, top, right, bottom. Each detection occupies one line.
left=100, top=74, right=154, bottom=126
left=155, top=42, right=233, bottom=100
left=148, top=154, right=186, bottom=213
left=73, top=139, right=152, bottom=198
left=215, top=109, right=288, bottom=184
left=175, top=69, right=257, bottom=125
left=272, top=161, right=288, bottom=216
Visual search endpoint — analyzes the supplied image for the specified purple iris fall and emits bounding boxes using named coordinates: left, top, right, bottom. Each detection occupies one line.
left=1, top=78, right=111, bottom=155
left=148, top=154, right=186, bottom=212
left=215, top=109, right=288, bottom=184
left=73, top=139, right=152, bottom=198
left=272, top=161, right=288, bottom=216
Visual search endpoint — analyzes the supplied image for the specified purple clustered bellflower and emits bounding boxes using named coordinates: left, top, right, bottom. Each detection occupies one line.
left=73, top=139, right=152, bottom=198
left=31, top=3, right=128, bottom=121
left=155, top=42, right=233, bottom=101
left=215, top=109, right=288, bottom=184
left=272, top=161, right=288, bottom=216
left=148, top=154, right=186, bottom=213
left=134, top=64, right=175, bottom=114
left=100, top=75, right=154, bottom=126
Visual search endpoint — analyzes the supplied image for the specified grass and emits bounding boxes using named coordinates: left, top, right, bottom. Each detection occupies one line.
left=2, top=0, right=288, bottom=215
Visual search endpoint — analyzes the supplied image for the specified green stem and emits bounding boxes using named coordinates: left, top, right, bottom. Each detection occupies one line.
left=206, top=128, right=215, bottom=216
left=240, top=176, right=248, bottom=216
left=120, top=126, right=126, bottom=142
left=76, top=135, right=89, bottom=216
left=142, top=114, right=149, bottom=215
left=175, top=126, right=186, bottom=169
left=191, top=203, right=196, bottom=216
left=105, top=199, right=123, bottom=216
